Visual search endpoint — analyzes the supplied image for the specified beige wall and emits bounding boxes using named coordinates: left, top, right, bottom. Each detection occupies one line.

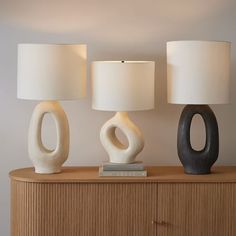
left=1, top=0, right=236, bottom=234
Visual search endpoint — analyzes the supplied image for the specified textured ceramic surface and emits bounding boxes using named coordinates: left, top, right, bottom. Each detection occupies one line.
left=100, top=112, right=144, bottom=163
left=177, top=105, right=219, bottom=174
left=28, top=101, right=69, bottom=174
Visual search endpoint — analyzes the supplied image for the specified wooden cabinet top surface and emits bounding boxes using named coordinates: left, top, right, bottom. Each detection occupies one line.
left=9, top=166, right=236, bottom=183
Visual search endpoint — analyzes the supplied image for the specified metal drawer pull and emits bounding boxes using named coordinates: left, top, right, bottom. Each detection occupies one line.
left=152, top=220, right=167, bottom=225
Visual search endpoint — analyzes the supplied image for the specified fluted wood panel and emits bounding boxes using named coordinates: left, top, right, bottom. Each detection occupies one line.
left=11, top=180, right=157, bottom=236
left=10, top=167, right=236, bottom=236
left=157, top=183, right=236, bottom=236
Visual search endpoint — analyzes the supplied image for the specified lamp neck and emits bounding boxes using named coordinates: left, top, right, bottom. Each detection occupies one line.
left=115, top=111, right=129, bottom=119
left=39, top=100, right=60, bottom=105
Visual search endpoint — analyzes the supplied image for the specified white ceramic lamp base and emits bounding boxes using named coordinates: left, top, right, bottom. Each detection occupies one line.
left=28, top=101, right=69, bottom=174
left=100, top=112, right=144, bottom=163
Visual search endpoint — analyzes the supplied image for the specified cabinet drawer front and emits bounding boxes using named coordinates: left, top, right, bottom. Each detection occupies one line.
left=157, top=183, right=236, bottom=236
left=11, top=181, right=157, bottom=236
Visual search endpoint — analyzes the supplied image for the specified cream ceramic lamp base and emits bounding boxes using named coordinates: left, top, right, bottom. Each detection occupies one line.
left=100, top=112, right=144, bottom=163
left=28, top=101, right=69, bottom=174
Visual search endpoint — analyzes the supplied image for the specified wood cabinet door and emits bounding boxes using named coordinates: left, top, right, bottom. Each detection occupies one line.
left=83, top=183, right=157, bottom=236
left=156, top=183, right=236, bottom=236
left=11, top=181, right=157, bottom=236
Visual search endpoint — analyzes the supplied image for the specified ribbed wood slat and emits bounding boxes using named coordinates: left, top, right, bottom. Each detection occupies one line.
left=11, top=181, right=157, bottom=236
left=157, top=183, right=236, bottom=236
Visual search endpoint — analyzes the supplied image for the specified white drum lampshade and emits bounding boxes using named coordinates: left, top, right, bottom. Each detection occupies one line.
left=17, top=44, right=87, bottom=174
left=92, top=61, right=155, bottom=111
left=92, top=61, right=155, bottom=163
left=167, top=41, right=230, bottom=104
left=18, top=44, right=86, bottom=100
left=167, top=40, right=230, bottom=174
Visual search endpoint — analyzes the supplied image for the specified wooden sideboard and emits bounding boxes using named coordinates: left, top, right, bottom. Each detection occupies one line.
left=9, top=166, right=236, bottom=236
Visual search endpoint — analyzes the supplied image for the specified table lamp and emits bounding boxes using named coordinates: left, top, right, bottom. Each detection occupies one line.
left=92, top=61, right=155, bottom=163
left=167, top=40, right=230, bottom=174
left=17, top=44, right=87, bottom=174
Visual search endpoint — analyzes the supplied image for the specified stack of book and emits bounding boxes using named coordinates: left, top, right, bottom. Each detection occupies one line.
left=99, top=161, right=147, bottom=177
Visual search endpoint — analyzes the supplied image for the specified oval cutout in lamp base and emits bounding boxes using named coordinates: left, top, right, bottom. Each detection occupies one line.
left=100, top=112, right=144, bottom=164
left=28, top=101, right=69, bottom=174
left=177, top=105, right=219, bottom=175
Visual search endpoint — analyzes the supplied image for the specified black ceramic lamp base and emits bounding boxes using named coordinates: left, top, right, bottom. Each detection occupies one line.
left=177, top=105, right=219, bottom=175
